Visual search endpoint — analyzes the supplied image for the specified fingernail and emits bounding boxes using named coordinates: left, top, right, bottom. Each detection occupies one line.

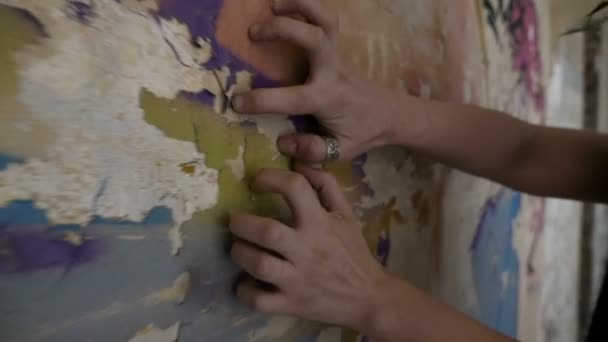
left=231, top=95, right=243, bottom=112
left=278, top=138, right=297, bottom=155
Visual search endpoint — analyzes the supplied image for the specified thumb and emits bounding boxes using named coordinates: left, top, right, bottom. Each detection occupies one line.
left=277, top=134, right=342, bottom=163
left=294, top=163, right=353, bottom=216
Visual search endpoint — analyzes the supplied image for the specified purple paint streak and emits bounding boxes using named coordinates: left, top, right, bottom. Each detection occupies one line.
left=376, top=230, right=390, bottom=266
left=157, top=0, right=277, bottom=107
left=0, top=228, right=103, bottom=274
left=157, top=0, right=327, bottom=137
left=483, top=0, right=545, bottom=111
left=507, top=0, right=544, bottom=111
left=157, top=0, right=371, bottom=177
left=470, top=191, right=503, bottom=251
left=64, top=0, right=96, bottom=24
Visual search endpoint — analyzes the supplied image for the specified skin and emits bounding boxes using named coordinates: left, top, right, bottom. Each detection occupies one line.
left=228, top=0, right=608, bottom=341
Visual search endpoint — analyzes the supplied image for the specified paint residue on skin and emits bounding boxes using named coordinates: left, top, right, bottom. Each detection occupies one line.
left=128, top=321, right=180, bottom=342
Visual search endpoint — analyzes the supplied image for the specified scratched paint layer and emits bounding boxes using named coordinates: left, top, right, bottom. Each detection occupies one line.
left=0, top=1, right=312, bottom=340
left=140, top=88, right=291, bottom=226
left=0, top=0, right=460, bottom=341
left=0, top=1, right=226, bottom=243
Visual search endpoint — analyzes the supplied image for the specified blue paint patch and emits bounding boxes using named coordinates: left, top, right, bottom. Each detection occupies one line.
left=0, top=154, right=24, bottom=171
left=471, top=190, right=521, bottom=338
left=0, top=200, right=49, bottom=226
left=0, top=200, right=174, bottom=229
left=90, top=205, right=174, bottom=226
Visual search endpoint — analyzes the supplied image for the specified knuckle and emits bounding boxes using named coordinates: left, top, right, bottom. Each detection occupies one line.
left=261, top=222, right=283, bottom=246
left=285, top=173, right=308, bottom=192
left=299, top=139, right=321, bottom=161
left=272, top=17, right=290, bottom=32
left=309, top=26, right=325, bottom=47
left=254, top=256, right=275, bottom=277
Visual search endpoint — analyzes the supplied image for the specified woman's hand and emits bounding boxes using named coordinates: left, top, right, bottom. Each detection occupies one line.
left=229, top=164, right=387, bottom=330
left=231, top=0, right=400, bottom=162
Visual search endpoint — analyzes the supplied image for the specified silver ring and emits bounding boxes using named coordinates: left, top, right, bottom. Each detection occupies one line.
left=324, top=136, right=341, bottom=162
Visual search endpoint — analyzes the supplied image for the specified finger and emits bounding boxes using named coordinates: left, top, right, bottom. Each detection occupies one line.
left=236, top=277, right=289, bottom=314
left=277, top=133, right=340, bottom=163
left=294, top=163, right=353, bottom=216
left=231, top=240, right=295, bottom=285
left=250, top=17, right=325, bottom=54
left=229, top=214, right=297, bottom=258
left=272, top=0, right=338, bottom=35
left=253, top=168, right=324, bottom=220
left=232, top=86, right=317, bottom=115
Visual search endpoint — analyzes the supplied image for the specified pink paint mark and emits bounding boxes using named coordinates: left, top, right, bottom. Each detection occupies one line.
left=507, top=0, right=544, bottom=111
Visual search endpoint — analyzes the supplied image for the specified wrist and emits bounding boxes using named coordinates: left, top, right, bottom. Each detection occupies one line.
left=385, top=92, right=423, bottom=148
left=341, top=72, right=408, bottom=150
left=352, top=272, right=404, bottom=339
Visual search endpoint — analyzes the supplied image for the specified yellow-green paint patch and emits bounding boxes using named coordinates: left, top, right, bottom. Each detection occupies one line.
left=140, top=89, right=197, bottom=143
left=323, top=161, right=368, bottom=205
left=140, top=89, right=290, bottom=226
left=179, top=162, right=197, bottom=175
left=0, top=5, right=45, bottom=97
left=243, top=133, right=289, bottom=182
left=0, top=5, right=56, bottom=158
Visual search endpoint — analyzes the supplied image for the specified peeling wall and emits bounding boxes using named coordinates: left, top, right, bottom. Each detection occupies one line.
left=0, top=0, right=546, bottom=341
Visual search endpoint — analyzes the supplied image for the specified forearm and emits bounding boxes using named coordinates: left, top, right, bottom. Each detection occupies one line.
left=358, top=275, right=516, bottom=342
left=384, top=92, right=608, bottom=202
left=385, top=93, right=532, bottom=185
